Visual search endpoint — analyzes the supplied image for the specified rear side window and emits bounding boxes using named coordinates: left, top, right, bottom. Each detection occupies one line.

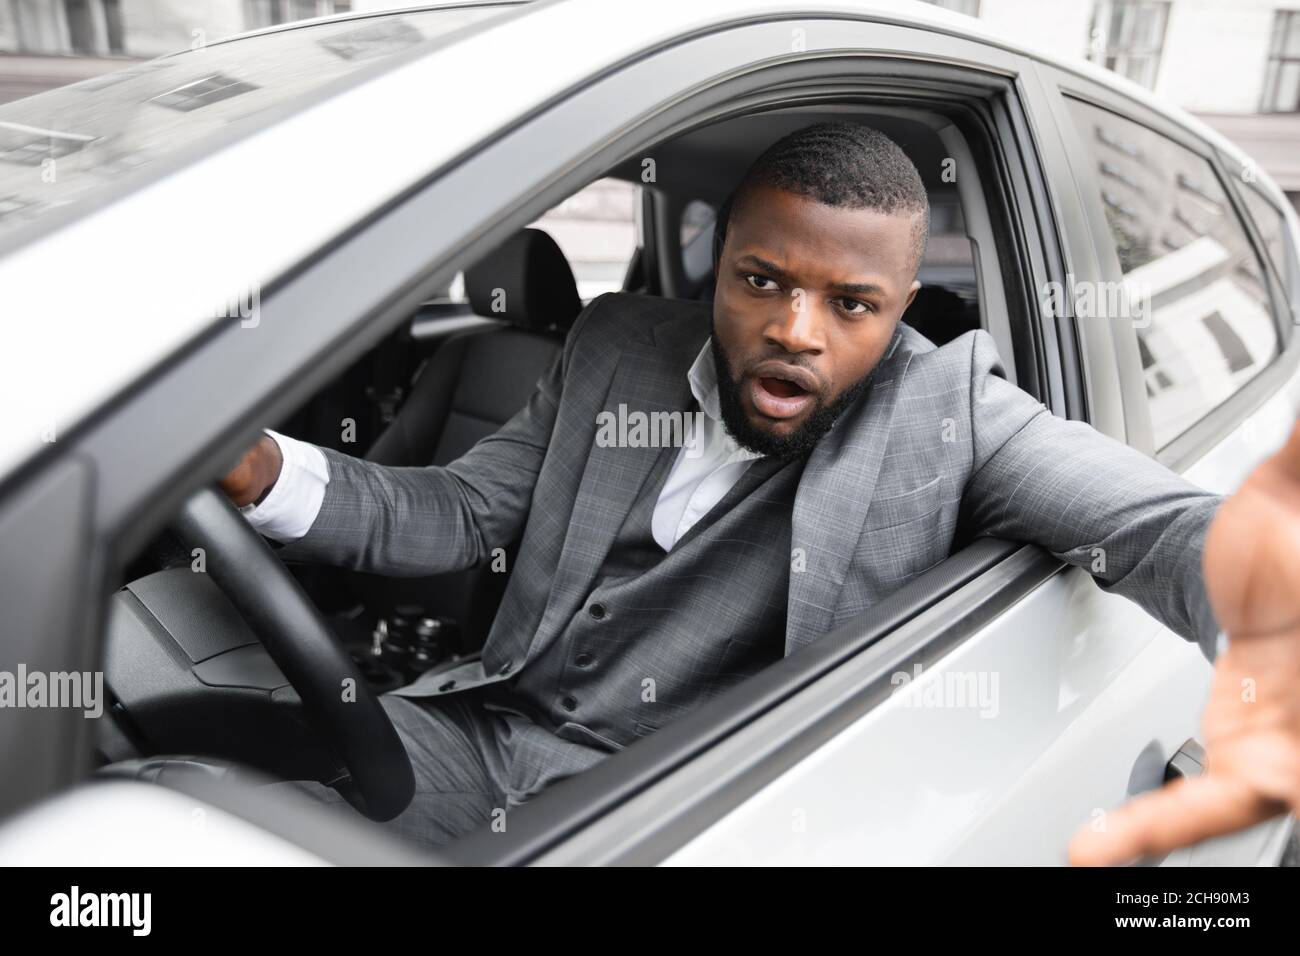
left=432, top=176, right=639, bottom=305
left=1065, top=98, right=1281, bottom=449
left=530, top=177, right=640, bottom=301
left=680, top=198, right=716, bottom=284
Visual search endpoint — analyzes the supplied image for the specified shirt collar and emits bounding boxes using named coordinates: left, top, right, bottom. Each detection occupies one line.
left=687, top=338, right=765, bottom=461
left=687, top=339, right=723, bottom=423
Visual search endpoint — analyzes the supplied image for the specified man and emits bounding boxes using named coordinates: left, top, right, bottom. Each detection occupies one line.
left=222, top=122, right=1300, bottom=863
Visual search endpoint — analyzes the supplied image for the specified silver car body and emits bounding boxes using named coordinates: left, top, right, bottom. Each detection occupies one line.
left=0, top=0, right=1296, bottom=865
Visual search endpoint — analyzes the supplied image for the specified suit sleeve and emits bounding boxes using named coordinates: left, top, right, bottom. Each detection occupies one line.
left=957, top=329, right=1224, bottom=662
left=272, top=293, right=612, bottom=576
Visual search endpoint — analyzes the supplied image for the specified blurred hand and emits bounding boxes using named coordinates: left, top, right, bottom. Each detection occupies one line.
left=1068, top=417, right=1300, bottom=865
left=218, top=434, right=283, bottom=507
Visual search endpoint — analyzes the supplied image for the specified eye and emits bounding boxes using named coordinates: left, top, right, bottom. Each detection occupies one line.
left=744, top=273, right=779, bottom=292
left=836, top=298, right=871, bottom=316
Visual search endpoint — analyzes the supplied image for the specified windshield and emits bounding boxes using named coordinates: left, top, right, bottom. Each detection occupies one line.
left=0, top=5, right=514, bottom=240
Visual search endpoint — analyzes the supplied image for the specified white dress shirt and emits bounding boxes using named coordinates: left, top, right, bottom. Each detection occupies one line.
left=241, top=339, right=765, bottom=552
left=238, top=426, right=330, bottom=542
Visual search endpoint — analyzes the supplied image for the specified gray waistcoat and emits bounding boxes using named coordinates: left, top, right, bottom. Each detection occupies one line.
left=493, top=440, right=809, bottom=751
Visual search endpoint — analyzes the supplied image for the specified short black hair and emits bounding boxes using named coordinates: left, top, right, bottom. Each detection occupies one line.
left=712, top=121, right=930, bottom=278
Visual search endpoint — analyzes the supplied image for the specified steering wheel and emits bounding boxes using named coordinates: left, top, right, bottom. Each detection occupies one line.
left=169, top=486, right=415, bottom=822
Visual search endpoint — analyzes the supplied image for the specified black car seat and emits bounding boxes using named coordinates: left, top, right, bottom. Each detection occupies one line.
left=367, top=227, right=582, bottom=466
left=357, top=227, right=584, bottom=651
left=901, top=285, right=981, bottom=346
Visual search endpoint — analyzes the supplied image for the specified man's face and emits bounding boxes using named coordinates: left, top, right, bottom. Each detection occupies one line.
left=711, top=183, right=922, bottom=457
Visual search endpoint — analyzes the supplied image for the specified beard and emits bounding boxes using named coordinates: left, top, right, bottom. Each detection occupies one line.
left=709, top=330, right=876, bottom=460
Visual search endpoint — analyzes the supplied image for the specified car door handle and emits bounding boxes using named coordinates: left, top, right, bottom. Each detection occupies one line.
left=1164, top=737, right=1207, bottom=782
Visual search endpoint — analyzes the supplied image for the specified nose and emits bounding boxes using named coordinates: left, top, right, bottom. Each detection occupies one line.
left=762, top=293, right=827, bottom=355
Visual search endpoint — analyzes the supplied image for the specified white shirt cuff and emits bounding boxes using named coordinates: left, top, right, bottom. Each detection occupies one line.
left=238, top=429, right=329, bottom=543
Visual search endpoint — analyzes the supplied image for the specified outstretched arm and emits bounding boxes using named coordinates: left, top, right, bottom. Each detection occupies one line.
left=959, top=329, right=1223, bottom=659
left=1069, top=418, right=1300, bottom=865
left=955, top=329, right=1300, bottom=863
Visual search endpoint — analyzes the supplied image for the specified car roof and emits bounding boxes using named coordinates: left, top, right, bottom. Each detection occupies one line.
left=0, top=0, right=1287, bottom=483
left=194, top=0, right=532, bottom=51
left=211, top=0, right=1272, bottom=180
left=291, top=5, right=1300, bottom=223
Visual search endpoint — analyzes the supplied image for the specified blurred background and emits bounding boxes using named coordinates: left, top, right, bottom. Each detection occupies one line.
left=0, top=0, right=1296, bottom=296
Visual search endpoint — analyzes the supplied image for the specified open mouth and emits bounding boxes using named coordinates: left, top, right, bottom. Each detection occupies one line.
left=749, top=363, right=818, bottom=420
left=758, top=377, right=808, bottom=399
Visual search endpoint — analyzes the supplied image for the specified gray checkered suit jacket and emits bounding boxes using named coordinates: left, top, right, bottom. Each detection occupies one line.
left=277, top=291, right=1224, bottom=699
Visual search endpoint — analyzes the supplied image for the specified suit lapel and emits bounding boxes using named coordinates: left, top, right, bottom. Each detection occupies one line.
left=785, top=329, right=915, bottom=656
left=540, top=315, right=703, bottom=632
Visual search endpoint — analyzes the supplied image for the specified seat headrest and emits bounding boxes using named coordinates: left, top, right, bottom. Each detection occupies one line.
left=902, top=285, right=978, bottom=346
left=464, top=227, right=583, bottom=333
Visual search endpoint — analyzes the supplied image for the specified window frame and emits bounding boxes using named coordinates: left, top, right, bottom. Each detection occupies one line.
left=441, top=61, right=1069, bottom=866
left=492, top=61, right=1075, bottom=862
left=1222, top=162, right=1300, bottom=322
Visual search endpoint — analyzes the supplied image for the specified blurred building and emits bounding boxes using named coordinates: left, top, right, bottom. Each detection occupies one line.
left=0, top=1, right=419, bottom=100
left=927, top=0, right=1300, bottom=210
left=0, top=1, right=639, bottom=298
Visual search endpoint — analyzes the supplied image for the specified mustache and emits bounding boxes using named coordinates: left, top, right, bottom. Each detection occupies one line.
left=709, top=335, right=826, bottom=396
left=746, top=357, right=823, bottom=395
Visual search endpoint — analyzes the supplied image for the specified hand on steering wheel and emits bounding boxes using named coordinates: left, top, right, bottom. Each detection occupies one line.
left=171, top=487, right=415, bottom=821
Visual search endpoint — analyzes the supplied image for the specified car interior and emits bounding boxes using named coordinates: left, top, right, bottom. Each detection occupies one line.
left=98, top=104, right=1011, bottom=841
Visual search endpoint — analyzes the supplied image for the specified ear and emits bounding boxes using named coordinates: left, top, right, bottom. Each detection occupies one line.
left=902, top=279, right=921, bottom=312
